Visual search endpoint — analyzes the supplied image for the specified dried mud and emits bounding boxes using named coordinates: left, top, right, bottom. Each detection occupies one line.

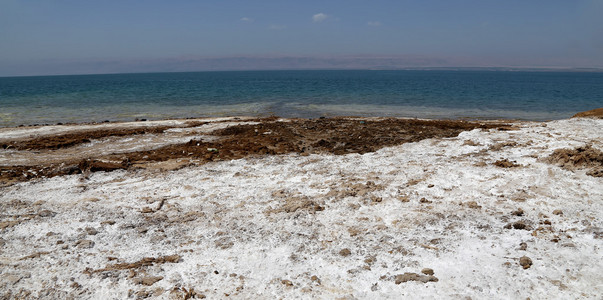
left=0, top=117, right=508, bottom=184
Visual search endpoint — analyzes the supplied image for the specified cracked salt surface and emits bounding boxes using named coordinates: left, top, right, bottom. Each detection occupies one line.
left=0, top=118, right=602, bottom=299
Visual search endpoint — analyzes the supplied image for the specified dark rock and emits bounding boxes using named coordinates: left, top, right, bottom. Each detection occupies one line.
left=504, top=221, right=530, bottom=230
left=493, top=159, right=520, bottom=168
left=339, top=248, right=352, bottom=257
left=419, top=198, right=432, bottom=204
left=511, top=208, right=524, bottom=216
left=421, top=268, right=434, bottom=275
left=85, top=227, right=98, bottom=235
left=281, top=279, right=293, bottom=286
left=38, top=210, right=57, bottom=217
left=134, top=276, right=163, bottom=286
left=519, top=256, right=532, bottom=269
left=75, top=239, right=95, bottom=249
left=395, top=272, right=438, bottom=284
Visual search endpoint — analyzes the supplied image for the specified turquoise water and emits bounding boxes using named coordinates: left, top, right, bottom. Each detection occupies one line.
left=1, top=70, right=602, bottom=127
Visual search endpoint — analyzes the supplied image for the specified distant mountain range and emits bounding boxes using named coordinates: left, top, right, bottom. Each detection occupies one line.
left=2, top=55, right=602, bottom=77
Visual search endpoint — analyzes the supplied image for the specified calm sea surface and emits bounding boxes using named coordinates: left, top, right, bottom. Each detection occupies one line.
left=1, top=70, right=602, bottom=127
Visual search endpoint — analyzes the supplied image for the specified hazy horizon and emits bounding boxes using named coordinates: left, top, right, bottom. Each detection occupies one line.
left=1, top=1, right=602, bottom=76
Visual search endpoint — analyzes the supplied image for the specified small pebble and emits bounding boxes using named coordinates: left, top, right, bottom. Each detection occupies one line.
left=519, top=256, right=533, bottom=269
left=421, top=268, right=434, bottom=275
left=339, top=248, right=352, bottom=257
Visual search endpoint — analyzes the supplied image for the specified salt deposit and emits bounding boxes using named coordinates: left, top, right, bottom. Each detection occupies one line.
left=0, top=118, right=601, bottom=299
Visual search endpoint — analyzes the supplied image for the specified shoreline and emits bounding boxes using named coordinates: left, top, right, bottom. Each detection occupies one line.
left=2, top=106, right=600, bottom=132
left=0, top=112, right=602, bottom=298
left=0, top=116, right=517, bottom=185
left=0, top=114, right=528, bottom=131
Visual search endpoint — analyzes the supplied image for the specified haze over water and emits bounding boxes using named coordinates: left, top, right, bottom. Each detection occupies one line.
left=1, top=70, right=602, bottom=127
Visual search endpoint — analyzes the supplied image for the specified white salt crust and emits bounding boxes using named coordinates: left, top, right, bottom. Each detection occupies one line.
left=0, top=118, right=601, bottom=299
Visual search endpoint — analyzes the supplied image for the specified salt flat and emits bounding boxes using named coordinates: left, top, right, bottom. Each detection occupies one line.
left=0, top=117, right=601, bottom=299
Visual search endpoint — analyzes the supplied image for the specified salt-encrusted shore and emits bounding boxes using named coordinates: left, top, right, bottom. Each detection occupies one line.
left=0, top=115, right=602, bottom=299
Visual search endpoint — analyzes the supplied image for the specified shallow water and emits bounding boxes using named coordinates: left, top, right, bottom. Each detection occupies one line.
left=1, top=70, right=602, bottom=127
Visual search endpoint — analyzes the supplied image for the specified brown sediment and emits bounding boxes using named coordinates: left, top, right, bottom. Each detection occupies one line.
left=84, top=255, right=181, bottom=274
left=493, top=159, right=520, bottom=168
left=547, top=144, right=603, bottom=177
left=1, top=127, right=169, bottom=150
left=0, top=121, right=213, bottom=151
left=0, top=117, right=509, bottom=184
left=572, top=108, right=603, bottom=119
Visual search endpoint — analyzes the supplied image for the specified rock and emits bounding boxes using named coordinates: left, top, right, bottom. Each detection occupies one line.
left=519, top=242, right=527, bottom=251
left=371, top=195, right=383, bottom=203
left=519, top=256, right=533, bottom=269
left=85, top=227, right=98, bottom=235
left=421, top=268, right=434, bottom=275
left=310, top=275, right=321, bottom=285
left=70, top=282, right=82, bottom=289
left=465, top=201, right=481, bottom=209
left=135, top=290, right=153, bottom=298
left=339, top=248, right=352, bottom=257
left=38, top=210, right=57, bottom=217
left=395, top=272, right=438, bottom=284
left=281, top=279, right=293, bottom=286
left=364, top=256, right=376, bottom=265
left=397, top=195, right=410, bottom=202
left=419, top=198, right=432, bottom=204
left=134, top=276, right=164, bottom=286
left=511, top=208, right=524, bottom=216
left=552, top=209, right=563, bottom=216
left=141, top=207, right=154, bottom=213
left=75, top=239, right=95, bottom=249
left=279, top=196, right=324, bottom=214
left=504, top=221, right=530, bottom=230
left=169, top=287, right=203, bottom=299
left=493, top=159, right=520, bottom=168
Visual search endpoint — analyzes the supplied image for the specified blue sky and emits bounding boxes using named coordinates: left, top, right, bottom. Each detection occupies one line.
left=1, top=0, right=602, bottom=75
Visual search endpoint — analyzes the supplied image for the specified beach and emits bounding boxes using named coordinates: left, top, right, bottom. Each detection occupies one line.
left=0, top=114, right=602, bottom=299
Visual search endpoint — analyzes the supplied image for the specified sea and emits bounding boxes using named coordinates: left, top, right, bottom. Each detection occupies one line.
left=1, top=70, right=602, bottom=127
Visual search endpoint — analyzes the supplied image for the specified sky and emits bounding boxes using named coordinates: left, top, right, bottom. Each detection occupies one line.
left=1, top=0, right=602, bottom=76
